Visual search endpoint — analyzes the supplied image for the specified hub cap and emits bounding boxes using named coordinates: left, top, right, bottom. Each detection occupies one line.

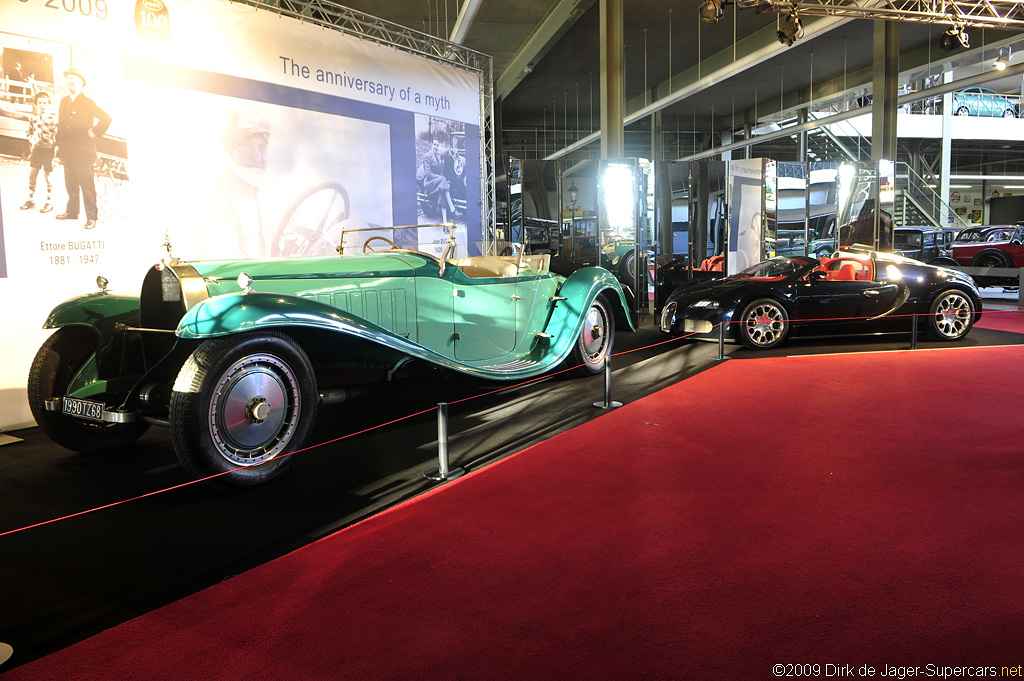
left=209, top=354, right=300, bottom=466
left=581, top=304, right=609, bottom=362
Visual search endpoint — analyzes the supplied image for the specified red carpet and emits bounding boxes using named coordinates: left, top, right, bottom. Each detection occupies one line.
left=5, top=346, right=1024, bottom=680
left=976, top=309, right=1024, bottom=334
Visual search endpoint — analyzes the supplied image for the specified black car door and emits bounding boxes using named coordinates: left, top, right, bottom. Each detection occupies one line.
left=794, top=278, right=903, bottom=335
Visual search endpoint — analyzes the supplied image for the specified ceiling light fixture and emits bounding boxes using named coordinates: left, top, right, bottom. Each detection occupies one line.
left=995, top=47, right=1012, bottom=70
left=777, top=12, right=803, bottom=47
left=699, top=0, right=725, bottom=24
left=940, top=25, right=970, bottom=51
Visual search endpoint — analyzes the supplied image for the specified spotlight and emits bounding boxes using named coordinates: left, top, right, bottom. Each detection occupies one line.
left=940, top=26, right=970, bottom=51
left=699, top=0, right=725, bottom=24
left=777, top=13, right=803, bottom=46
left=995, top=47, right=1011, bottom=70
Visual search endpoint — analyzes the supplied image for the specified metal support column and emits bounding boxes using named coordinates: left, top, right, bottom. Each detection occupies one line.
left=871, top=21, right=899, bottom=162
left=600, top=0, right=624, bottom=159
left=940, top=69, right=954, bottom=227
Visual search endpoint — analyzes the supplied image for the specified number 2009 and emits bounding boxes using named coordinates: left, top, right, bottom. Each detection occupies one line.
left=21, top=0, right=108, bottom=19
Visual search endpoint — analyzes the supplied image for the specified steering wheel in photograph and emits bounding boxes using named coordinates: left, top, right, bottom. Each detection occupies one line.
left=363, top=236, right=399, bottom=253
left=274, top=181, right=351, bottom=257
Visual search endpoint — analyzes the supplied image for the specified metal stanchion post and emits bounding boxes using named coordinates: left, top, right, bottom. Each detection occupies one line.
left=717, top=321, right=728, bottom=361
left=423, top=402, right=465, bottom=481
left=911, top=313, right=918, bottom=350
left=593, top=356, right=623, bottom=409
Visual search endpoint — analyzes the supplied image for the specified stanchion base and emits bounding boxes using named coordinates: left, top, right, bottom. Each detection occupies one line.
left=0, top=642, right=13, bottom=666
left=593, top=400, right=623, bottom=409
left=0, top=434, right=23, bottom=446
left=423, top=467, right=466, bottom=482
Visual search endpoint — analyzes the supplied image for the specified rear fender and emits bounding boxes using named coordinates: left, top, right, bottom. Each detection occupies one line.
left=542, top=267, right=633, bottom=361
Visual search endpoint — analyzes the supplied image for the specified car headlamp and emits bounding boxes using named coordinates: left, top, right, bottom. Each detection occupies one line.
left=660, top=301, right=678, bottom=333
left=692, top=300, right=720, bottom=309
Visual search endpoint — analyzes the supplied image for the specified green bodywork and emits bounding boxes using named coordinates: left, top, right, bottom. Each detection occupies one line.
left=45, top=251, right=633, bottom=387
left=179, top=252, right=631, bottom=380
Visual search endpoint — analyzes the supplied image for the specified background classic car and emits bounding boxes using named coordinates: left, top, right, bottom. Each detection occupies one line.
left=27, top=236, right=633, bottom=487
left=660, top=251, right=981, bottom=350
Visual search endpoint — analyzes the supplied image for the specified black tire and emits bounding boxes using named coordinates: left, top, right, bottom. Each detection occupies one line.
left=956, top=106, right=970, bottom=116
left=565, top=296, right=614, bottom=376
left=169, top=331, right=317, bottom=487
left=926, top=289, right=975, bottom=341
left=618, top=249, right=638, bottom=290
left=971, top=249, right=1010, bottom=268
left=1003, top=109, right=1016, bottom=118
left=737, top=298, right=790, bottom=350
left=27, top=327, right=150, bottom=453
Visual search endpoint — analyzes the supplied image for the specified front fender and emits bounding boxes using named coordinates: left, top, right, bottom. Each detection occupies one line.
left=43, top=292, right=141, bottom=339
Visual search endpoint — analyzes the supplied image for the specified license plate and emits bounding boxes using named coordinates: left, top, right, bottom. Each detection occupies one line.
left=62, top=396, right=105, bottom=422
left=683, top=319, right=713, bottom=334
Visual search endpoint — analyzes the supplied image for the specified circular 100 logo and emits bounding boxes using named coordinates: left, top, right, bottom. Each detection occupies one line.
left=135, top=0, right=170, bottom=40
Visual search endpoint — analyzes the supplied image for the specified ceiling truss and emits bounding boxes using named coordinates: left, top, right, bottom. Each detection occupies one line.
left=737, top=1, right=1024, bottom=29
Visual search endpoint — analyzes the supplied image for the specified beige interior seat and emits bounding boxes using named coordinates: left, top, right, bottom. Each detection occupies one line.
left=451, top=253, right=551, bottom=278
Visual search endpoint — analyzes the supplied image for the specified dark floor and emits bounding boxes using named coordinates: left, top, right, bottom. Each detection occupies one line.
left=1, top=314, right=1021, bottom=674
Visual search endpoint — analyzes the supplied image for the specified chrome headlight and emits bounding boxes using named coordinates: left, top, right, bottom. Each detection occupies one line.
left=660, top=301, right=678, bottom=333
left=692, top=300, right=720, bottom=309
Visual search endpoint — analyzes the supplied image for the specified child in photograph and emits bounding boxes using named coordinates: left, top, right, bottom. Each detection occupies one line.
left=21, top=90, right=58, bottom=213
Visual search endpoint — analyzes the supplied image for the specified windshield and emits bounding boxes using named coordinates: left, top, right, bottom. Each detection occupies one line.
left=894, top=232, right=922, bottom=247
left=734, top=256, right=817, bottom=280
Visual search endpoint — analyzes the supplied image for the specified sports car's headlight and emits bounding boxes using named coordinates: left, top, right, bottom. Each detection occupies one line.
left=692, top=300, right=720, bottom=309
left=660, top=301, right=678, bottom=333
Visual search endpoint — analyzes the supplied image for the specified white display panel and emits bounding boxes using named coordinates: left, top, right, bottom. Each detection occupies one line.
left=0, top=0, right=484, bottom=428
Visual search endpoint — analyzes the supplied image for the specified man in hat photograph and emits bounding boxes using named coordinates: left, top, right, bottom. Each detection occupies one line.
left=54, top=66, right=111, bottom=229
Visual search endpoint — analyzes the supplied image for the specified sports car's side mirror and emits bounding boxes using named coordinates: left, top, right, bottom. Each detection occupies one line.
left=808, top=270, right=828, bottom=281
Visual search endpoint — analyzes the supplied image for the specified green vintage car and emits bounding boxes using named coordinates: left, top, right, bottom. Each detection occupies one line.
left=27, top=232, right=633, bottom=486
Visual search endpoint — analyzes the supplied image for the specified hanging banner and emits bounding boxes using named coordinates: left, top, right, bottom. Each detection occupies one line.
left=0, top=0, right=484, bottom=428
left=727, top=158, right=765, bottom=274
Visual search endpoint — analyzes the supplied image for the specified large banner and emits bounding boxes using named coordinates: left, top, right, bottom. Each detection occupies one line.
left=0, top=0, right=484, bottom=428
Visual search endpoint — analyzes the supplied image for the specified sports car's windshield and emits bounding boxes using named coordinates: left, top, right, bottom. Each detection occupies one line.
left=734, top=256, right=817, bottom=280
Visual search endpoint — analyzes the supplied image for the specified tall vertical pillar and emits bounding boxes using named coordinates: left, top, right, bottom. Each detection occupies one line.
left=940, top=69, right=953, bottom=227
left=653, top=111, right=673, bottom=260
left=871, top=21, right=899, bottom=162
left=600, top=0, right=624, bottom=158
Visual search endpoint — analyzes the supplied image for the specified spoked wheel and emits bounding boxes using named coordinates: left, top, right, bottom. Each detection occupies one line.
left=738, top=298, right=790, bottom=350
left=971, top=249, right=1010, bottom=268
left=170, top=331, right=317, bottom=487
left=563, top=296, right=614, bottom=376
left=27, top=327, right=150, bottom=453
left=926, top=290, right=975, bottom=341
left=956, top=106, right=970, bottom=116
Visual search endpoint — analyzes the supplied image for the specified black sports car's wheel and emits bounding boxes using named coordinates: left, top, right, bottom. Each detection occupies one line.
left=170, top=331, right=317, bottom=487
left=926, top=290, right=975, bottom=341
left=566, top=296, right=614, bottom=376
left=27, top=327, right=150, bottom=453
left=738, top=298, right=790, bottom=350
left=971, top=249, right=1010, bottom=268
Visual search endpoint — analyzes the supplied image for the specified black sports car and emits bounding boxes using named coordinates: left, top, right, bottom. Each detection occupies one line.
left=659, top=250, right=982, bottom=350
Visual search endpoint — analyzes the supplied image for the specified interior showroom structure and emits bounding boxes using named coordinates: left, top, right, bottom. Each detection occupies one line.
left=1, top=0, right=1023, bottom=678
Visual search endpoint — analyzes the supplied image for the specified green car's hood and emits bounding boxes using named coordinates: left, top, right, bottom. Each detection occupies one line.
left=188, top=251, right=437, bottom=283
